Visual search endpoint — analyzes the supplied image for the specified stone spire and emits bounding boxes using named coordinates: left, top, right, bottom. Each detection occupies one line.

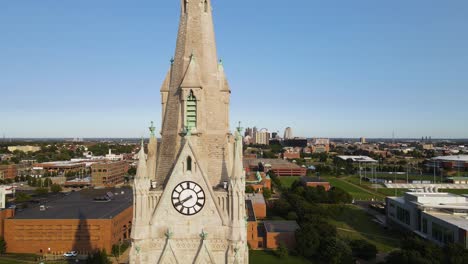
left=136, top=139, right=147, bottom=179
left=156, top=0, right=231, bottom=186
left=147, top=122, right=158, bottom=180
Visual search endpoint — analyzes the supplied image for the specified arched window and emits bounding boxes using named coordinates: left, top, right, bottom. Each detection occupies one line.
left=187, top=156, right=192, bottom=171
left=204, top=0, right=208, bottom=12
left=184, top=0, right=188, bottom=13
left=186, top=91, right=197, bottom=131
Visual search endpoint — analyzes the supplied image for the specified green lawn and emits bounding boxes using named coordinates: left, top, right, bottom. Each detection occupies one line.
left=0, top=253, right=47, bottom=264
left=442, top=189, right=468, bottom=195
left=249, top=250, right=313, bottom=264
left=279, top=176, right=302, bottom=188
left=344, top=176, right=408, bottom=197
left=372, top=173, right=436, bottom=181
left=0, top=260, right=27, bottom=264
left=327, top=205, right=400, bottom=253
left=325, top=177, right=382, bottom=201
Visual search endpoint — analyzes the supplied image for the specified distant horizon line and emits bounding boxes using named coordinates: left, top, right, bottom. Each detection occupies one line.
left=2, top=137, right=468, bottom=141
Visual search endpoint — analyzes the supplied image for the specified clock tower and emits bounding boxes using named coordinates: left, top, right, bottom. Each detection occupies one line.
left=129, top=0, right=248, bottom=263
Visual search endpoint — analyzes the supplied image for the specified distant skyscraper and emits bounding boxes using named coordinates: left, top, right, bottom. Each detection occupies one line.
left=272, top=132, right=278, bottom=139
left=284, top=127, right=293, bottom=139
left=255, top=129, right=270, bottom=145
left=360, top=137, right=366, bottom=144
left=244, top=127, right=253, bottom=137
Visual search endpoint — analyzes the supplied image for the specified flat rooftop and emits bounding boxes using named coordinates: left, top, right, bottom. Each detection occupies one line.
left=13, top=187, right=132, bottom=220
left=264, top=221, right=299, bottom=233
left=246, top=193, right=266, bottom=205
left=243, top=159, right=303, bottom=169
left=432, top=155, right=468, bottom=162
left=302, top=177, right=328, bottom=183
left=425, top=211, right=468, bottom=230
left=337, top=155, right=377, bottom=163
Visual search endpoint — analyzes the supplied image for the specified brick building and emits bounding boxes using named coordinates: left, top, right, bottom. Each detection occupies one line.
left=91, top=161, right=128, bottom=187
left=301, top=177, right=331, bottom=191
left=33, top=161, right=86, bottom=176
left=0, top=164, right=17, bottom=180
left=245, top=194, right=299, bottom=250
left=244, top=158, right=306, bottom=177
left=263, top=221, right=300, bottom=250
left=245, top=171, right=271, bottom=193
left=3, top=188, right=132, bottom=254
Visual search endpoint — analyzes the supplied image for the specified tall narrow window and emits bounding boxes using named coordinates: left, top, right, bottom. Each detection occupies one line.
left=186, top=91, right=197, bottom=131
left=204, top=0, right=208, bottom=12
left=184, top=0, right=188, bottom=13
left=187, top=156, right=192, bottom=171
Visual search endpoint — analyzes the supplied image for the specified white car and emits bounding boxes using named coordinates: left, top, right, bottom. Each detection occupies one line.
left=63, top=251, right=78, bottom=257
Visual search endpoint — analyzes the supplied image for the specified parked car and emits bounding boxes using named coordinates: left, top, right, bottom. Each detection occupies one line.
left=63, top=251, right=78, bottom=257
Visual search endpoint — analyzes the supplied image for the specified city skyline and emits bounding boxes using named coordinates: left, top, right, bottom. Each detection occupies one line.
left=1, top=0, right=467, bottom=138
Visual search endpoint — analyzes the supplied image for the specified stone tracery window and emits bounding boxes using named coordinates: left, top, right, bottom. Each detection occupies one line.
left=187, top=156, right=192, bottom=171
left=186, top=91, right=197, bottom=131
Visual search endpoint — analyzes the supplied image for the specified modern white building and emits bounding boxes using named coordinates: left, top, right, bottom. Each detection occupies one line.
left=337, top=155, right=378, bottom=163
left=386, top=192, right=468, bottom=248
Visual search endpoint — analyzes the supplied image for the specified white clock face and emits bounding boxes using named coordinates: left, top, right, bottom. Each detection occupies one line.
left=171, top=181, right=205, bottom=216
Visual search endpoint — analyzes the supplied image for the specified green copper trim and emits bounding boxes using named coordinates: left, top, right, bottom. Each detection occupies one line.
left=149, top=121, right=156, bottom=137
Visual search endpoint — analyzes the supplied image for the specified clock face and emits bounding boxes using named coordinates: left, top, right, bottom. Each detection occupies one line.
left=171, top=181, right=205, bottom=216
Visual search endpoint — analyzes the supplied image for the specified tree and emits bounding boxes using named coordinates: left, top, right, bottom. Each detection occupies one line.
left=245, top=186, right=255, bottom=193
left=350, top=239, right=377, bottom=260
left=0, top=237, right=6, bottom=255
left=275, top=242, right=289, bottom=259
left=51, top=184, right=62, bottom=193
left=319, top=237, right=353, bottom=264
left=127, top=167, right=137, bottom=176
left=295, top=223, right=320, bottom=258
left=328, top=187, right=352, bottom=204
left=31, top=177, right=37, bottom=187
left=34, top=188, right=48, bottom=196
left=15, top=192, right=31, bottom=203
left=262, top=187, right=272, bottom=199
left=86, top=249, right=111, bottom=264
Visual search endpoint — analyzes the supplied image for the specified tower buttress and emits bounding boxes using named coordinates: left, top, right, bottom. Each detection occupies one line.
left=228, top=127, right=248, bottom=262
left=132, top=140, right=151, bottom=240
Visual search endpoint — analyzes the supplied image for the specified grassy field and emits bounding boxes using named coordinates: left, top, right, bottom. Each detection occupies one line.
left=327, top=205, right=400, bottom=253
left=0, top=260, right=28, bottom=264
left=249, top=250, right=313, bottom=264
left=325, top=177, right=383, bottom=201
left=442, top=189, right=468, bottom=195
left=344, top=176, right=408, bottom=197
left=279, top=176, right=301, bottom=188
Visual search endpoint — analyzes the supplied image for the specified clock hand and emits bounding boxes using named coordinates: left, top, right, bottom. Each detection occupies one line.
left=175, top=195, right=193, bottom=207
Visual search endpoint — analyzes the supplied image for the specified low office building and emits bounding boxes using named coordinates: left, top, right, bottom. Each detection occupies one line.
left=91, top=161, right=128, bottom=187
left=4, top=188, right=133, bottom=254
left=428, top=155, right=468, bottom=171
left=245, top=194, right=299, bottom=250
left=337, top=155, right=378, bottom=163
left=263, top=221, right=300, bottom=250
left=244, top=158, right=306, bottom=177
left=447, top=177, right=468, bottom=184
left=7, top=145, right=41, bottom=153
left=386, top=192, right=468, bottom=248
left=301, top=177, right=331, bottom=191
left=0, top=164, right=17, bottom=180
left=246, top=193, right=266, bottom=219
left=33, top=161, right=86, bottom=177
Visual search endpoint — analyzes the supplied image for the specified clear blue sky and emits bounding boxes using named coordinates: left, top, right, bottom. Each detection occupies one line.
left=1, top=0, right=467, bottom=138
